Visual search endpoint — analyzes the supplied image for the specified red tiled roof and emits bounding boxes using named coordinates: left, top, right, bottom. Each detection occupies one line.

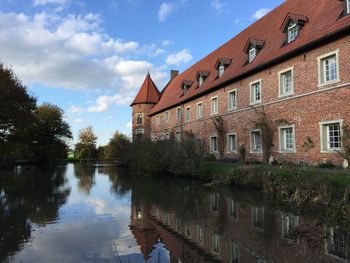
left=131, top=73, right=161, bottom=106
left=149, top=0, right=350, bottom=115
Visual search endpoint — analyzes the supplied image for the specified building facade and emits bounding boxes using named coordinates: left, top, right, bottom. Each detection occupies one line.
left=131, top=0, right=350, bottom=165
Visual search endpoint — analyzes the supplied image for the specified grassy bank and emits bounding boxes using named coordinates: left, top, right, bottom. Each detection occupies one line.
left=199, top=162, right=350, bottom=217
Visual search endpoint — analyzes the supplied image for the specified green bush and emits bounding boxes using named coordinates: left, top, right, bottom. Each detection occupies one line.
left=119, top=133, right=203, bottom=176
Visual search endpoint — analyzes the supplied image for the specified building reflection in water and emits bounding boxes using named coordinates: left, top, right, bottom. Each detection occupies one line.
left=129, top=187, right=350, bottom=263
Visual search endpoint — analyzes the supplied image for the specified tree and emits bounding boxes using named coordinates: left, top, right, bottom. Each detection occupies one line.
left=30, top=103, right=72, bottom=162
left=75, top=126, right=97, bottom=159
left=0, top=63, right=37, bottom=163
left=0, top=63, right=37, bottom=143
left=105, top=131, right=130, bottom=160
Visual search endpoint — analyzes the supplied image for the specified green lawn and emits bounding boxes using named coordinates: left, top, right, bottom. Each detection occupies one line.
left=200, top=161, right=350, bottom=187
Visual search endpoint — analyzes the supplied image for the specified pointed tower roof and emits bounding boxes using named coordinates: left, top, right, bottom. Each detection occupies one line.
left=131, top=73, right=161, bottom=106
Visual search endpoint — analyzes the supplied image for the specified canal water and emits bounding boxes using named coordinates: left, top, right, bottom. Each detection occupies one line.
left=0, top=164, right=348, bottom=263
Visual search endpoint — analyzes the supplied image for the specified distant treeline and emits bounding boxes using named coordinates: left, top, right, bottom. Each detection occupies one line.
left=0, top=63, right=72, bottom=166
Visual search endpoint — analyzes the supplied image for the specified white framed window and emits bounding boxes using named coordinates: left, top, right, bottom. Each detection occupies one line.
left=287, top=21, right=298, bottom=43
left=228, top=199, right=238, bottom=220
left=249, top=47, right=257, bottom=63
left=196, top=102, right=203, bottom=119
left=198, top=75, right=204, bottom=86
left=227, top=133, right=237, bottom=153
left=136, top=113, right=143, bottom=125
left=279, top=125, right=296, bottom=153
left=164, top=111, right=169, bottom=122
left=182, top=84, right=190, bottom=94
left=228, top=89, right=237, bottom=111
left=320, top=120, right=342, bottom=152
left=281, top=213, right=299, bottom=241
left=197, top=225, right=205, bottom=246
left=229, top=242, right=240, bottom=263
left=175, top=131, right=181, bottom=142
left=211, top=96, right=218, bottom=115
left=278, top=67, right=294, bottom=97
left=347, top=0, right=350, bottom=15
left=210, top=136, right=218, bottom=153
left=185, top=106, right=191, bottom=122
left=135, top=129, right=144, bottom=140
left=212, top=234, right=220, bottom=254
left=251, top=130, right=262, bottom=153
left=211, top=193, right=219, bottom=212
left=156, top=115, right=160, bottom=125
left=176, top=107, right=181, bottom=120
left=218, top=64, right=225, bottom=78
left=317, top=50, right=340, bottom=87
left=325, top=227, right=347, bottom=260
left=250, top=80, right=262, bottom=104
left=252, top=207, right=264, bottom=230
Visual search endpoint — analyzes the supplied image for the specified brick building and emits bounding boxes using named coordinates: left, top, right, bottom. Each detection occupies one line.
left=131, top=0, right=350, bottom=165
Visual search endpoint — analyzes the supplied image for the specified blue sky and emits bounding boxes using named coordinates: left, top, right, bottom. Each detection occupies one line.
left=0, top=0, right=283, bottom=146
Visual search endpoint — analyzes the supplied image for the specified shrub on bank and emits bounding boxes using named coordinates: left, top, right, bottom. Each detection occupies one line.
left=119, top=132, right=203, bottom=176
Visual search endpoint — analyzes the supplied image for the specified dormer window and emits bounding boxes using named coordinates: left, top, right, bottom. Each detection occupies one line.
left=196, top=70, right=210, bottom=87
left=280, top=13, right=308, bottom=45
left=347, top=0, right=350, bottom=14
left=218, top=64, right=225, bottom=77
left=287, top=21, right=298, bottom=43
left=244, top=38, right=264, bottom=64
left=181, top=80, right=193, bottom=95
left=249, top=47, right=257, bottom=63
left=215, top=58, right=232, bottom=78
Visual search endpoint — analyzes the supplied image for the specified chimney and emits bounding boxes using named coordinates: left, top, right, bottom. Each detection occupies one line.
left=170, top=70, right=179, bottom=81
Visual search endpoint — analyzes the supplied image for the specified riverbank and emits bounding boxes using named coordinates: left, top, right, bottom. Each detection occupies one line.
left=196, top=162, right=350, bottom=219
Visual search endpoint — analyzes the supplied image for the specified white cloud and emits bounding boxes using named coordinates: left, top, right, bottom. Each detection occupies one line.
left=126, top=122, right=132, bottom=128
left=0, top=11, right=167, bottom=98
left=87, top=95, right=131, bottom=113
left=162, top=39, right=174, bottom=47
left=69, top=105, right=83, bottom=113
left=33, top=0, right=68, bottom=6
left=166, top=49, right=192, bottom=66
left=251, top=8, right=271, bottom=20
left=158, top=2, right=174, bottom=22
left=210, top=0, right=224, bottom=13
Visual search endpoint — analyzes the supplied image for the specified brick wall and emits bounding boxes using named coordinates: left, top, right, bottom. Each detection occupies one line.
left=149, top=36, right=350, bottom=165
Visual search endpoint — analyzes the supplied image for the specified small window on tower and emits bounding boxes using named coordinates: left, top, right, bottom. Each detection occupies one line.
left=136, top=113, right=143, bottom=125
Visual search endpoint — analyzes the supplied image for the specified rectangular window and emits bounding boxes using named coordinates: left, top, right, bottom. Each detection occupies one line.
left=227, top=133, right=237, bottom=153
left=279, top=126, right=295, bottom=153
left=197, top=225, right=204, bottom=246
left=347, top=0, right=350, bottom=15
left=164, top=111, right=169, bottom=122
left=185, top=107, right=191, bottom=122
left=228, top=89, right=237, bottom=110
left=136, top=113, right=143, bottom=125
left=156, top=115, right=160, bottom=125
left=320, top=120, right=342, bottom=152
left=211, top=96, right=218, bottom=115
left=249, top=47, right=256, bottom=63
left=211, top=193, right=219, bottom=212
left=287, top=22, right=298, bottom=43
left=196, top=102, right=203, bottom=119
left=252, top=207, right=264, bottom=230
left=210, top=136, right=218, bottom=153
left=279, top=68, right=294, bottom=96
left=176, top=107, right=181, bottom=120
left=228, top=199, right=238, bottom=220
left=251, top=130, right=262, bottom=152
left=212, top=234, right=220, bottom=254
left=250, top=81, right=261, bottom=104
left=326, top=227, right=347, bottom=260
left=318, top=51, right=340, bottom=86
left=218, top=64, right=225, bottom=78
left=230, top=242, right=239, bottom=263
left=135, top=129, right=144, bottom=140
left=282, top=213, right=299, bottom=241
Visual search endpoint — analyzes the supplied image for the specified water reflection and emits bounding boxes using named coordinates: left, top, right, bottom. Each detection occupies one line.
left=0, top=166, right=70, bottom=262
left=0, top=164, right=349, bottom=263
